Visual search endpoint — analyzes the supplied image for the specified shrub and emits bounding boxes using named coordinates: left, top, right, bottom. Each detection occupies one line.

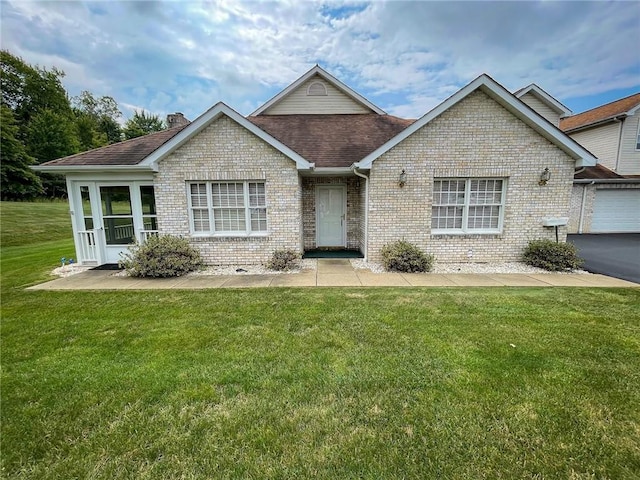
left=380, top=240, right=434, bottom=273
left=119, top=235, right=203, bottom=277
left=522, top=239, right=584, bottom=272
left=266, top=249, right=301, bottom=271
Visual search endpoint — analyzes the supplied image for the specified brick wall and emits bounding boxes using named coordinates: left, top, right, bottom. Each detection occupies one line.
left=366, top=90, right=576, bottom=263
left=154, top=115, right=302, bottom=265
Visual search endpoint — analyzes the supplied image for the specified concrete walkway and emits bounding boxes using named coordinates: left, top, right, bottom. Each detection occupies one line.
left=28, top=259, right=639, bottom=290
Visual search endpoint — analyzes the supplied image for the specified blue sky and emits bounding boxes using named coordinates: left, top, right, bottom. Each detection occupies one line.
left=2, top=1, right=639, bottom=123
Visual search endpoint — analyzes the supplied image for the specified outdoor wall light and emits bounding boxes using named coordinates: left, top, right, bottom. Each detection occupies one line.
left=539, top=167, right=551, bottom=186
left=399, top=169, right=407, bottom=188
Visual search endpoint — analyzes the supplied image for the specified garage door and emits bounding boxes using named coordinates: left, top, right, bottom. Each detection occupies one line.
left=592, top=189, right=640, bottom=233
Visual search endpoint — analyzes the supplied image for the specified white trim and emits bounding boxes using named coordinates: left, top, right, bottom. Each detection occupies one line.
left=251, top=65, right=386, bottom=116
left=315, top=184, right=347, bottom=247
left=353, top=168, right=369, bottom=261
left=139, top=102, right=312, bottom=171
left=514, top=84, right=572, bottom=117
left=636, top=120, right=640, bottom=151
left=431, top=177, right=507, bottom=235
left=355, top=75, right=597, bottom=170
left=187, top=180, right=269, bottom=237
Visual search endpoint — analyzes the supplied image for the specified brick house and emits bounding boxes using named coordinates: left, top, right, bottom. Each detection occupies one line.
left=36, top=66, right=596, bottom=266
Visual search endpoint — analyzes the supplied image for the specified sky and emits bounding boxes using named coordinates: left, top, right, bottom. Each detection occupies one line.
left=1, top=0, right=639, bottom=123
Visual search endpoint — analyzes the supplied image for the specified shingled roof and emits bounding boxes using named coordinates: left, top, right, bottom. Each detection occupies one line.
left=247, top=114, right=414, bottom=167
left=560, top=93, right=640, bottom=132
left=40, top=125, right=189, bottom=167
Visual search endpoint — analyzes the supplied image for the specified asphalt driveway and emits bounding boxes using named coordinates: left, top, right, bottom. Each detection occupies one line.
left=568, top=234, right=640, bottom=284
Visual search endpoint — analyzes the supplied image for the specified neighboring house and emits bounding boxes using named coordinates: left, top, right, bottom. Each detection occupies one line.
left=36, top=66, right=596, bottom=266
left=559, top=94, right=640, bottom=233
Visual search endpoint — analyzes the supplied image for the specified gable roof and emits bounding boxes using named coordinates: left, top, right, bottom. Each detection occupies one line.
left=37, top=103, right=313, bottom=172
left=248, top=114, right=414, bottom=167
left=251, top=65, right=386, bottom=116
left=35, top=125, right=188, bottom=171
left=560, top=93, right=640, bottom=132
left=356, top=74, right=597, bottom=169
left=514, top=83, right=572, bottom=117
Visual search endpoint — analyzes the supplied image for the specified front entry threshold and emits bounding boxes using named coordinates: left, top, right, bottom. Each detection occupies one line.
left=303, top=249, right=363, bottom=259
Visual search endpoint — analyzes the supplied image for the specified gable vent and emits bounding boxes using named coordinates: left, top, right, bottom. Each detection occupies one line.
left=307, top=81, right=328, bottom=96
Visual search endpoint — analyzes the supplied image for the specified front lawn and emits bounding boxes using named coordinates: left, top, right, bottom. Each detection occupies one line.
left=1, top=202, right=639, bottom=479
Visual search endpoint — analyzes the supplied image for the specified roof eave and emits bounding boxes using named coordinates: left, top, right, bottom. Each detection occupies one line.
left=515, top=84, right=573, bottom=117
left=32, top=164, right=155, bottom=173
left=574, top=177, right=640, bottom=184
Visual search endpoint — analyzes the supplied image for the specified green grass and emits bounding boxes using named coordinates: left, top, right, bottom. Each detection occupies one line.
left=1, top=200, right=73, bottom=247
left=2, top=202, right=640, bottom=479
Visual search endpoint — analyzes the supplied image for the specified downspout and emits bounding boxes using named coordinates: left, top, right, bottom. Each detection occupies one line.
left=578, top=181, right=595, bottom=234
left=353, top=167, right=369, bottom=261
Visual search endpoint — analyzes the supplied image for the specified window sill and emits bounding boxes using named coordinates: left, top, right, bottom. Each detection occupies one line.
left=190, top=233, right=269, bottom=241
left=431, top=231, right=503, bottom=239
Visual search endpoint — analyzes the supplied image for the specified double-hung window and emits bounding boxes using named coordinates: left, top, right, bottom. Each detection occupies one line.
left=431, top=178, right=505, bottom=233
left=188, top=181, right=267, bottom=235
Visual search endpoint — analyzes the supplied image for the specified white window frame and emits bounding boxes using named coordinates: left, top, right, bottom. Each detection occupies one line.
left=187, top=181, right=268, bottom=237
left=431, top=178, right=507, bottom=234
left=635, top=121, right=640, bottom=151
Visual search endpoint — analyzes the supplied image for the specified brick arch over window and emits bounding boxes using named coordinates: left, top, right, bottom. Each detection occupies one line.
left=307, top=81, right=328, bottom=96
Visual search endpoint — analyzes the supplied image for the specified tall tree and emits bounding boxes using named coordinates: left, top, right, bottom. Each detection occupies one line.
left=72, top=91, right=122, bottom=145
left=27, top=109, right=79, bottom=197
left=0, top=105, right=43, bottom=200
left=123, top=110, right=165, bottom=139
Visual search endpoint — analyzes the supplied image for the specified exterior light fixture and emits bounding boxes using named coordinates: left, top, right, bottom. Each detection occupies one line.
left=539, top=167, right=551, bottom=186
left=399, top=169, right=407, bottom=188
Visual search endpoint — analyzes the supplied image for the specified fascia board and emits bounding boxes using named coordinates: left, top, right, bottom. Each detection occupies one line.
left=358, top=75, right=596, bottom=169
left=515, top=84, right=572, bottom=116
left=251, top=65, right=386, bottom=116
left=139, top=102, right=312, bottom=170
left=32, top=164, right=154, bottom=174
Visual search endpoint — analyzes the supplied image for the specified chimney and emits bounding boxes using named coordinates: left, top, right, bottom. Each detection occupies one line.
left=166, top=112, right=190, bottom=129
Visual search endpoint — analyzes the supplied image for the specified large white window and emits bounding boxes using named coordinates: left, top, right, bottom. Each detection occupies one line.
left=188, top=181, right=267, bottom=235
left=432, top=178, right=506, bottom=233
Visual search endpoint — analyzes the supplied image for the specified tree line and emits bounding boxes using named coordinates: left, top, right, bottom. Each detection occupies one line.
left=1, top=50, right=166, bottom=200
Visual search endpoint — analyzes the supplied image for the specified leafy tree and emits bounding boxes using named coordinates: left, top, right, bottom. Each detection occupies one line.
left=0, top=105, right=43, bottom=200
left=27, top=109, right=79, bottom=197
left=123, top=110, right=165, bottom=139
left=1, top=50, right=71, bottom=129
left=72, top=91, right=122, bottom=145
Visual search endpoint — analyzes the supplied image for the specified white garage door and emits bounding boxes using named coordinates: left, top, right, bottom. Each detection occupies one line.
left=592, top=189, right=640, bottom=233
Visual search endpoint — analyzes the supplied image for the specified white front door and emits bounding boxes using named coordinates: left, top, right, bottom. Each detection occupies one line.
left=99, top=185, right=137, bottom=263
left=316, top=185, right=346, bottom=247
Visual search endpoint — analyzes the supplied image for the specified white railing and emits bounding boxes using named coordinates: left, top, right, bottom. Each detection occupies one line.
left=78, top=230, right=98, bottom=262
left=140, top=230, right=159, bottom=242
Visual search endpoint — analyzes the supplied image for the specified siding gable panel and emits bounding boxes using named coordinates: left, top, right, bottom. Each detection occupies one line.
left=262, top=76, right=374, bottom=115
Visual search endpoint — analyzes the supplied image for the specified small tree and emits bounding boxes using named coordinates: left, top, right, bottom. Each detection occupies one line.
left=123, top=110, right=165, bottom=139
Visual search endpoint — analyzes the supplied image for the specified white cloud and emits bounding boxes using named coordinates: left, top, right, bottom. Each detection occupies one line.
left=1, top=0, right=638, bottom=120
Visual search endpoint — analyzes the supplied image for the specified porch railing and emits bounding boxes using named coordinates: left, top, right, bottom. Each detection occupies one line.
left=78, top=230, right=98, bottom=262
left=140, top=230, right=160, bottom=242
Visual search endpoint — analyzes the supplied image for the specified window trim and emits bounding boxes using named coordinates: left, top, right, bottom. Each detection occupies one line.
left=187, top=181, right=268, bottom=237
left=635, top=120, right=640, bottom=151
left=431, top=177, right=507, bottom=235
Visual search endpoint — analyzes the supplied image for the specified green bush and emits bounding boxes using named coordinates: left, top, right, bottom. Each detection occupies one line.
left=119, top=235, right=203, bottom=277
left=522, top=239, right=584, bottom=272
left=380, top=240, right=434, bottom=273
left=266, top=249, right=301, bottom=271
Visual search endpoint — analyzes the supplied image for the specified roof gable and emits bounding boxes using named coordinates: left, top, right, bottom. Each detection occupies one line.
left=251, top=65, right=385, bottom=116
left=560, top=93, right=640, bottom=132
left=139, top=102, right=312, bottom=170
left=514, top=84, right=572, bottom=117
left=356, top=74, right=597, bottom=169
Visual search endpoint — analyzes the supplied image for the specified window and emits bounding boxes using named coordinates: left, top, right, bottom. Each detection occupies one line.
left=636, top=121, right=640, bottom=150
left=432, top=178, right=505, bottom=233
left=140, top=185, right=157, bottom=232
left=188, top=181, right=267, bottom=235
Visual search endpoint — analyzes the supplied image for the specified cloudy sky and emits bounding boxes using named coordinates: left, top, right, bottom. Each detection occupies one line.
left=2, top=1, right=639, bottom=122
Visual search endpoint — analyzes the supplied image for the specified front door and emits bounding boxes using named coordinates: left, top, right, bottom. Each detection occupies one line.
left=316, top=185, right=346, bottom=247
